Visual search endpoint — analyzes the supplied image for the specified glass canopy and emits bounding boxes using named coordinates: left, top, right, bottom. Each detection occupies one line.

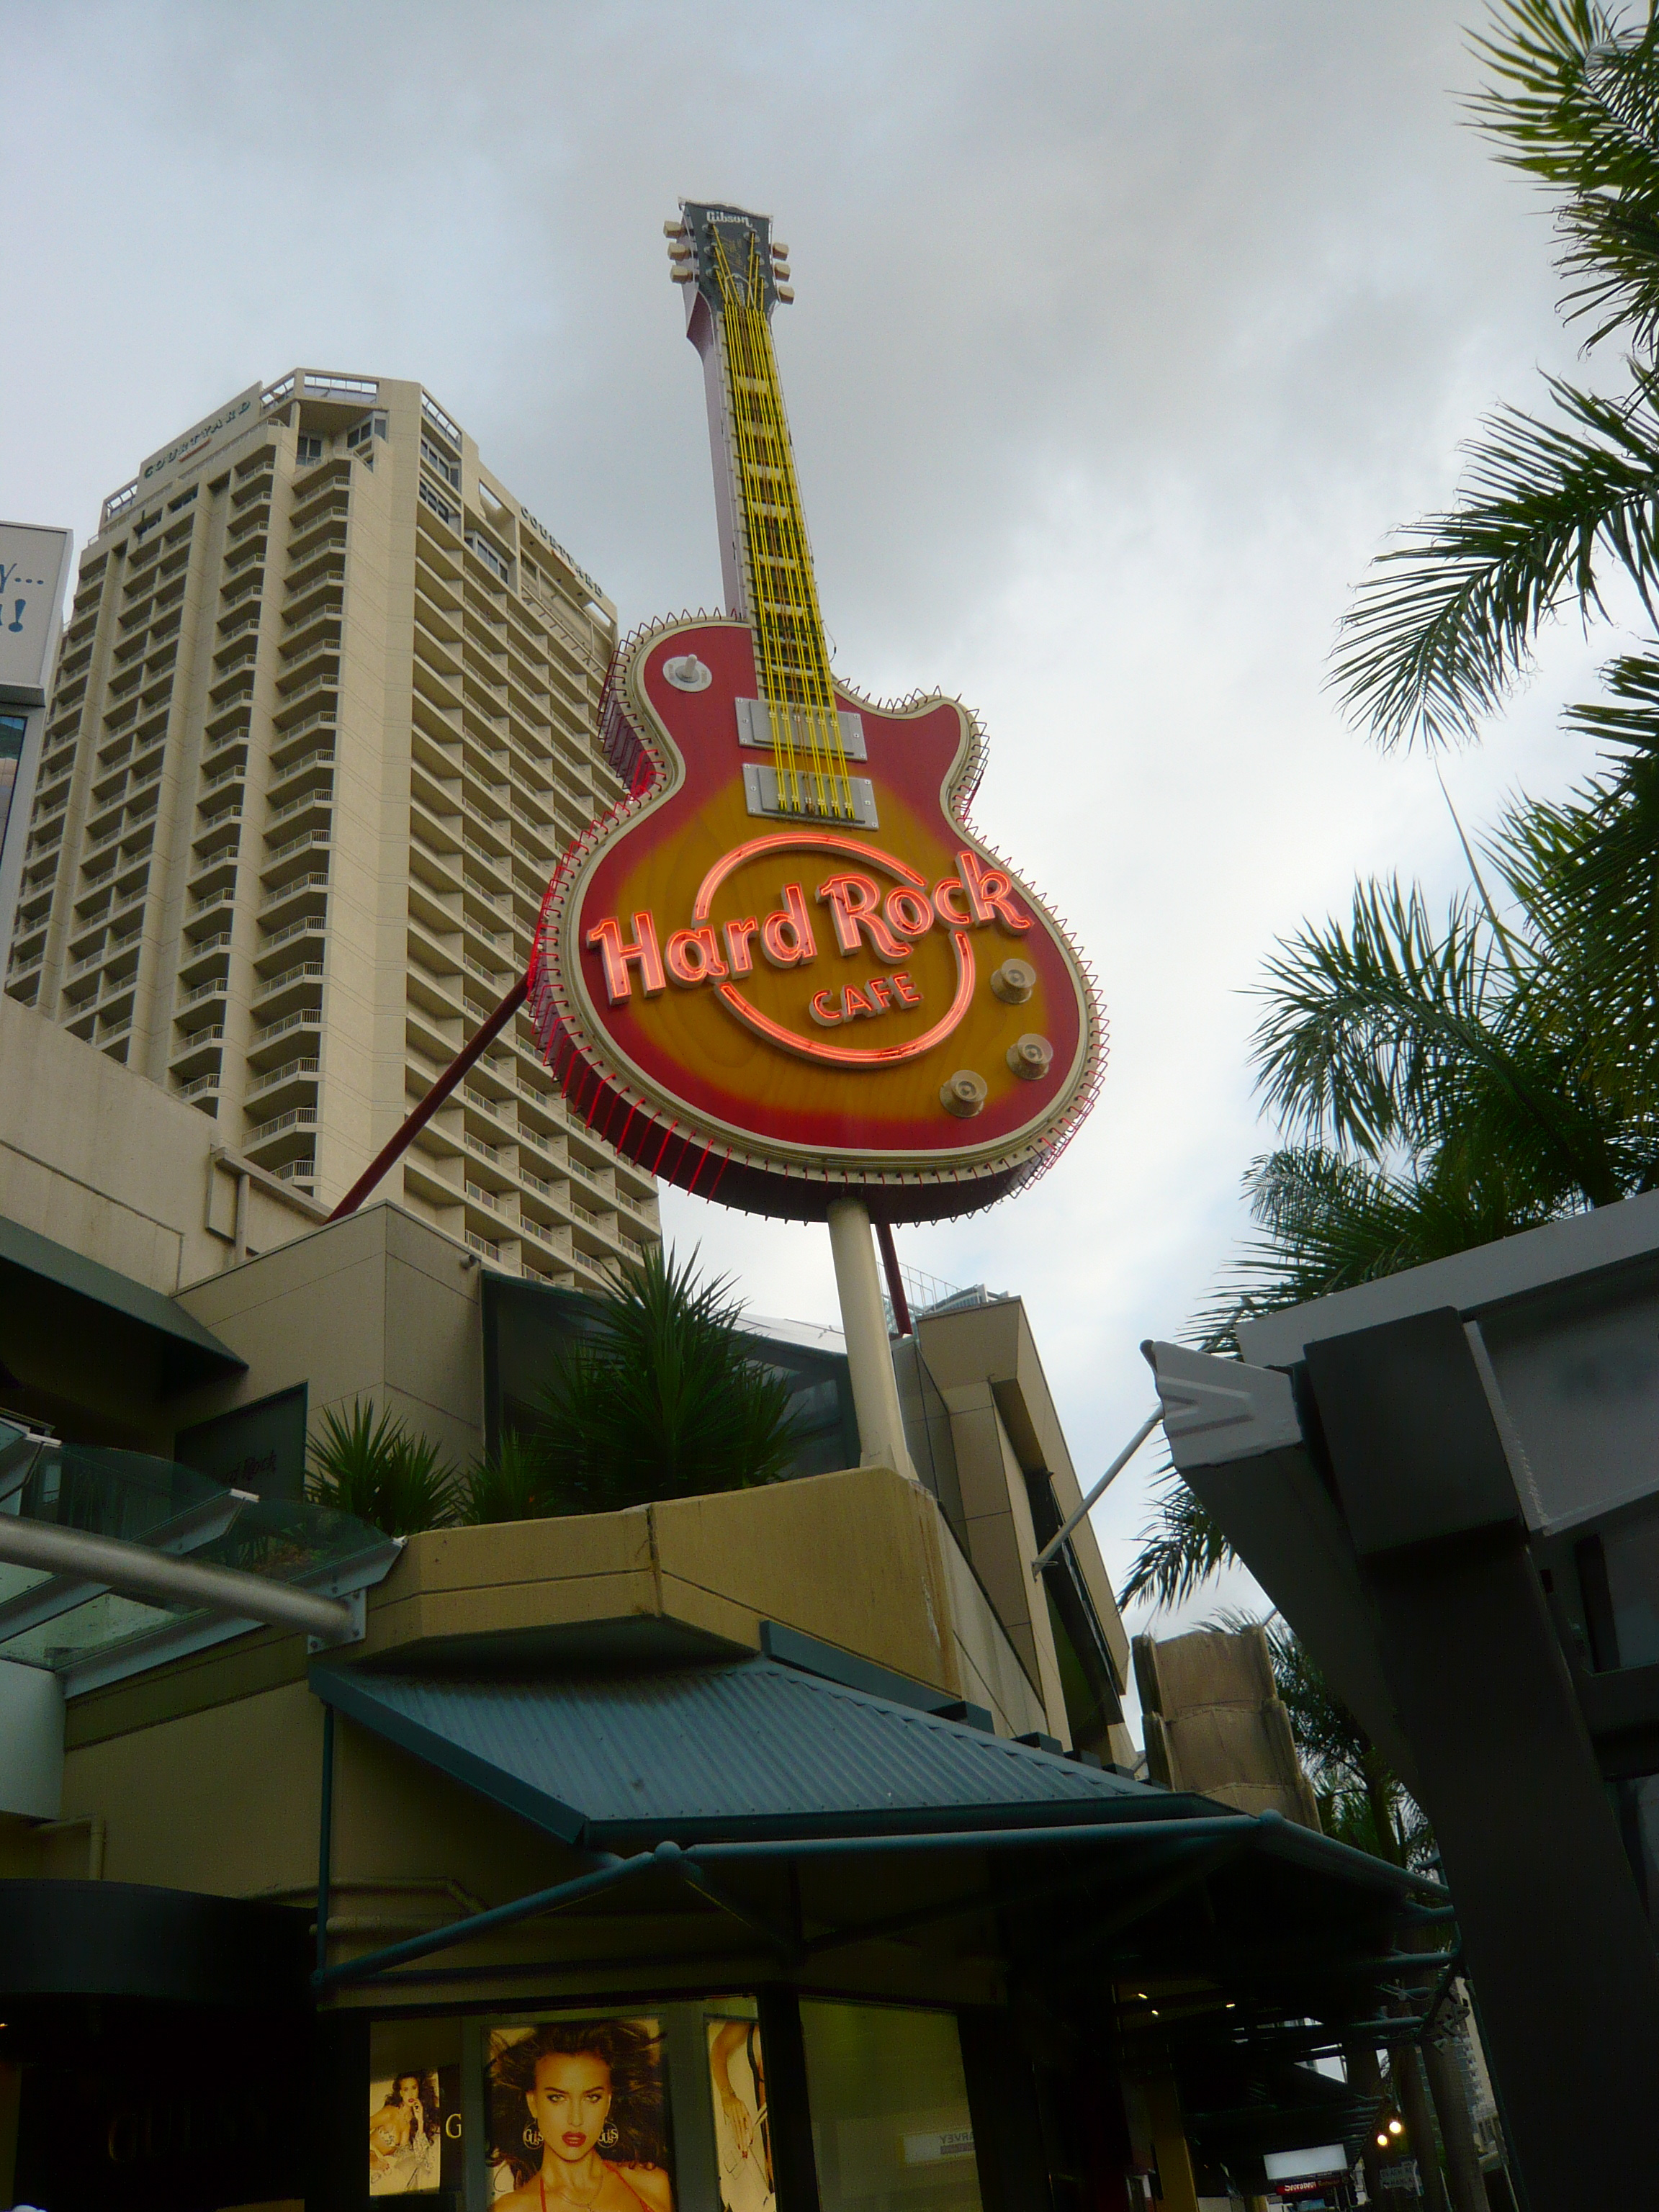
left=0, top=1415, right=397, bottom=1692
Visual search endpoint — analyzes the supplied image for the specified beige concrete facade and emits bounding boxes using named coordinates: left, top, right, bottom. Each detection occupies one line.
left=171, top=1201, right=490, bottom=1478
left=911, top=1295, right=1135, bottom=1768
left=4, top=369, right=660, bottom=1292
left=161, top=1218, right=1136, bottom=1761
left=0, top=989, right=325, bottom=1295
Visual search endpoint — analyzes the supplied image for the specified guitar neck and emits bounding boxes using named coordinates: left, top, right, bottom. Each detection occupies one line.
left=671, top=200, right=855, bottom=820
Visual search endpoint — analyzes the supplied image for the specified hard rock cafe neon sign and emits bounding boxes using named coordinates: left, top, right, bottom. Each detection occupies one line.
left=529, top=203, right=1105, bottom=1223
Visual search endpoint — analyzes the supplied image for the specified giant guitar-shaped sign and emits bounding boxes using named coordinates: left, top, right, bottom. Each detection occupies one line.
left=529, top=202, right=1105, bottom=1221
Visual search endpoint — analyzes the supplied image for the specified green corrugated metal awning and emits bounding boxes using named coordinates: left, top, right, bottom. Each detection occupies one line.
left=0, top=1215, right=246, bottom=1390
left=315, top=1652, right=1192, bottom=1847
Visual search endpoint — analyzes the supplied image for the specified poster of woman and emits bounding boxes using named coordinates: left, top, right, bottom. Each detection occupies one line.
left=369, top=2070, right=444, bottom=2195
left=706, top=2018, right=773, bottom=2212
left=487, top=2017, right=675, bottom=2212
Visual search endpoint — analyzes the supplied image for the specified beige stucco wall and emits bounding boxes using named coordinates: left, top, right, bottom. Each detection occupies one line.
left=0, top=991, right=323, bottom=1293
left=31, top=1459, right=1061, bottom=1959
left=171, top=1199, right=485, bottom=1470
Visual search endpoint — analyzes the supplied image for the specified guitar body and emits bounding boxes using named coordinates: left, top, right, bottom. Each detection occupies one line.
left=529, top=613, right=1105, bottom=1221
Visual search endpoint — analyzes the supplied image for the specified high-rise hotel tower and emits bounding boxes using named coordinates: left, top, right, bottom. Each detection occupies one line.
left=4, top=369, right=660, bottom=1289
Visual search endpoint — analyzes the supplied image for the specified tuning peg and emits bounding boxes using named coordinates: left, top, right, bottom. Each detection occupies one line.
left=667, top=240, right=693, bottom=263
left=770, top=240, right=789, bottom=258
left=664, top=220, right=687, bottom=238
left=771, top=261, right=791, bottom=280
left=670, top=267, right=695, bottom=284
left=774, top=283, right=795, bottom=302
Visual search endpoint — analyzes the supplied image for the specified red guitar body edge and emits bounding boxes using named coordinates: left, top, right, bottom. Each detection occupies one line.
left=527, top=613, right=1107, bottom=1223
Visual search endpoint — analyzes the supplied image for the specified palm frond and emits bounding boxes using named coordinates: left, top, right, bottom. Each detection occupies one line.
left=1251, top=871, right=1637, bottom=1208
left=1196, top=1146, right=1557, bottom=1351
left=533, top=1244, right=803, bottom=1516
left=1331, top=372, right=1659, bottom=748
left=306, top=1398, right=460, bottom=1536
left=1251, top=881, right=1503, bottom=1155
left=1469, top=1, right=1659, bottom=346
left=1116, top=1464, right=1237, bottom=1614
left=1493, top=747, right=1659, bottom=1137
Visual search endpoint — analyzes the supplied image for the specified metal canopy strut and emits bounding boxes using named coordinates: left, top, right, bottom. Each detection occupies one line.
left=312, top=1810, right=1442, bottom=1994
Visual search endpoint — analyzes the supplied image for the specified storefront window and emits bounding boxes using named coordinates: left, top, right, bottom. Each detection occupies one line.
left=799, top=2001, right=982, bottom=2212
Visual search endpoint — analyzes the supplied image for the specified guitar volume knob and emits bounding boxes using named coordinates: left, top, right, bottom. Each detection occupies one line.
left=990, top=958, right=1036, bottom=1004
left=940, top=1069, right=989, bottom=1118
left=1007, top=1033, right=1053, bottom=1082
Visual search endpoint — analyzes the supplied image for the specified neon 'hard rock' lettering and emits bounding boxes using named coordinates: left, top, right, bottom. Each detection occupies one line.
left=583, top=846, right=1028, bottom=1033
left=586, top=912, right=666, bottom=1003
left=817, top=872, right=911, bottom=962
left=760, top=882, right=817, bottom=967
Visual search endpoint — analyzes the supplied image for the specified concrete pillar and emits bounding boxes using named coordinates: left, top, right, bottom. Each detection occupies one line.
left=1141, top=2080, right=1199, bottom=2212
left=827, top=1197, right=917, bottom=1482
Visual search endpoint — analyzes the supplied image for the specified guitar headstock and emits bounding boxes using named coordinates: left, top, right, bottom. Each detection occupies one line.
left=665, top=200, right=793, bottom=311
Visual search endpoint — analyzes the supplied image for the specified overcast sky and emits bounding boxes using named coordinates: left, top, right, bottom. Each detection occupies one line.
left=3, top=2, right=1632, bottom=1691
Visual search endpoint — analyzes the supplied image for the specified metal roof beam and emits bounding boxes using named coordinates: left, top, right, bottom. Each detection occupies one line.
left=0, top=1486, right=257, bottom=1641
left=0, top=1511, right=359, bottom=1646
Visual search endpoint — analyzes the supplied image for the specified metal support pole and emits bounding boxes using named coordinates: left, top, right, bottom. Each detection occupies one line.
left=316, top=1703, right=335, bottom=1979
left=1032, top=1406, right=1161, bottom=1576
left=827, top=1197, right=917, bottom=1481
left=0, top=1511, right=360, bottom=1642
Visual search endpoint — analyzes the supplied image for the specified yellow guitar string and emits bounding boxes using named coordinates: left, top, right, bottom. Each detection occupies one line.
left=709, top=226, right=852, bottom=819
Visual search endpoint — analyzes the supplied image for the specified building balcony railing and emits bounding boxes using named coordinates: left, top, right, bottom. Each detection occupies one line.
left=247, top=1106, right=319, bottom=1149
left=246, top=1056, right=320, bottom=1103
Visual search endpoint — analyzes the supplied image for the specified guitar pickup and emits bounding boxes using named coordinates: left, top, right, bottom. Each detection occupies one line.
left=743, top=761, right=879, bottom=829
left=735, top=697, right=868, bottom=760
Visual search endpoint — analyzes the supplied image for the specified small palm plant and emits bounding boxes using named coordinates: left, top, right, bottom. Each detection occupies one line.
left=531, top=1244, right=801, bottom=1516
left=307, top=1399, right=460, bottom=1537
left=458, top=1432, right=549, bottom=1525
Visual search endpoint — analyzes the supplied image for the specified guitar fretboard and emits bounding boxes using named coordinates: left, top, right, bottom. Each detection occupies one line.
left=709, top=228, right=855, bottom=823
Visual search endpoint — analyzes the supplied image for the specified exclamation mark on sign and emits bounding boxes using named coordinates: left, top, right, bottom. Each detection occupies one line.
left=6, top=601, right=23, bottom=633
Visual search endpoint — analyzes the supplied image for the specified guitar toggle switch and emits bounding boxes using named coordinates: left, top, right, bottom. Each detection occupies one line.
left=663, top=653, right=713, bottom=691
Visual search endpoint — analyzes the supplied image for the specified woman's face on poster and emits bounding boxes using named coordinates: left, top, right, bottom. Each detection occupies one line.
left=529, top=2052, right=613, bottom=2163
left=397, top=2077, right=423, bottom=2108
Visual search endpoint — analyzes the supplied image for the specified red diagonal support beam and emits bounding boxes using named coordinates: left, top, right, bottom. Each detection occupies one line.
left=328, top=978, right=529, bottom=1222
left=874, top=1216, right=912, bottom=1335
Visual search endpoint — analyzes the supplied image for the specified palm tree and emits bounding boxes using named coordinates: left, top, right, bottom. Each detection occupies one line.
left=519, top=1244, right=803, bottom=1517
left=459, top=1431, right=550, bottom=1525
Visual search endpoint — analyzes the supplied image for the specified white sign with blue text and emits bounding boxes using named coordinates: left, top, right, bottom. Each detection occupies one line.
left=0, top=523, right=74, bottom=706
